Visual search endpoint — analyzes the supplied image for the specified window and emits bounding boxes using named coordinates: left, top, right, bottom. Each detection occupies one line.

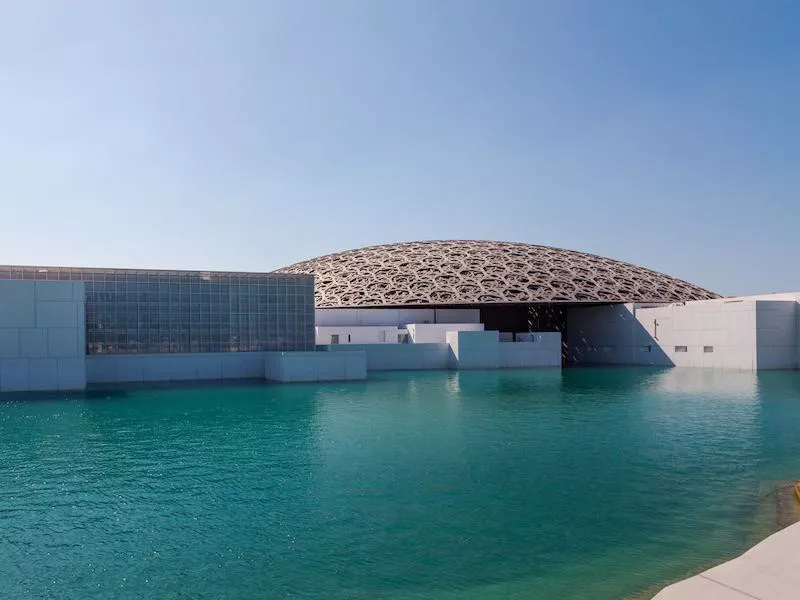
left=639, top=345, right=651, bottom=352
left=330, top=334, right=339, bottom=345
left=675, top=346, right=688, bottom=353
left=704, top=346, right=714, bottom=353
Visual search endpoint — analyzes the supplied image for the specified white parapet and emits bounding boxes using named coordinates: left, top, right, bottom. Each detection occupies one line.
left=264, top=351, right=367, bottom=382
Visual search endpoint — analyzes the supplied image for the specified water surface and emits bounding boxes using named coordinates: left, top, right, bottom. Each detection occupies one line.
left=2, top=367, right=800, bottom=599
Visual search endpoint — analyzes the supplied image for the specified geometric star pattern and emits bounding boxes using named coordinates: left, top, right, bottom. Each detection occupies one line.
left=275, top=240, right=719, bottom=307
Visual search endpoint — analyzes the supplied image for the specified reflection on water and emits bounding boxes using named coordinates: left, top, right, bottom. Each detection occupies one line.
left=1, top=368, right=800, bottom=600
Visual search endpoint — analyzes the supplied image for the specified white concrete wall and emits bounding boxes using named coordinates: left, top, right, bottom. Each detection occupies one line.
left=324, top=342, right=451, bottom=370
left=315, top=308, right=479, bottom=327
left=568, top=295, right=800, bottom=371
left=446, top=330, right=501, bottom=369
left=264, top=351, right=366, bottom=382
left=315, top=325, right=400, bottom=345
left=0, top=280, right=86, bottom=391
left=755, top=300, right=797, bottom=370
left=499, top=333, right=562, bottom=368
left=86, top=352, right=267, bottom=383
left=407, top=322, right=484, bottom=344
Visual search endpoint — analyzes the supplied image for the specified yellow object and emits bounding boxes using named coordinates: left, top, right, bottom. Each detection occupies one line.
left=794, top=481, right=800, bottom=504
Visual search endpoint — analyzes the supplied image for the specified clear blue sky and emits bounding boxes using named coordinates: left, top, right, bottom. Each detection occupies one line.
left=1, top=1, right=798, bottom=296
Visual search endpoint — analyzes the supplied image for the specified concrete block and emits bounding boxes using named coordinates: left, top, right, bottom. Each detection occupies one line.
left=0, top=329, right=20, bottom=358
left=36, top=301, right=78, bottom=328
left=29, top=359, right=59, bottom=391
left=47, top=328, right=79, bottom=358
left=1, top=359, right=30, bottom=391
left=0, top=281, right=36, bottom=328
left=20, top=328, right=47, bottom=358
left=57, top=358, right=86, bottom=390
left=35, top=281, right=73, bottom=302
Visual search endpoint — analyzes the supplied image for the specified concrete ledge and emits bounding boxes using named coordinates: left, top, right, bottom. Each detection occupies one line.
left=264, top=351, right=366, bottom=382
left=653, top=521, right=800, bottom=599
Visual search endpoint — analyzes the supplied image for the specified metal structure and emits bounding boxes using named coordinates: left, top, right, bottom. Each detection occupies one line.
left=276, top=240, right=718, bottom=307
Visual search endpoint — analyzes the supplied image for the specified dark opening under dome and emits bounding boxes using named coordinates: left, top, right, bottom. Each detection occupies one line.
left=275, top=240, right=718, bottom=308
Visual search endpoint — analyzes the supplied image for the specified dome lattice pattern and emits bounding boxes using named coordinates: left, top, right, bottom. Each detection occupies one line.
left=276, top=241, right=718, bottom=307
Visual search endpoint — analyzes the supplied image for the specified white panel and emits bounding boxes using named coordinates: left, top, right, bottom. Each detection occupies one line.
left=194, top=356, right=223, bottom=380
left=36, top=301, right=78, bottom=328
left=47, top=328, right=79, bottom=358
left=57, top=358, right=87, bottom=390
left=0, top=329, right=20, bottom=358
left=345, top=352, right=367, bottom=379
left=19, top=328, right=47, bottom=358
left=29, top=359, right=59, bottom=391
left=220, top=355, right=251, bottom=379
left=144, top=356, right=195, bottom=381
left=1, top=359, right=30, bottom=391
left=317, top=353, right=347, bottom=381
left=111, top=357, right=145, bottom=383
left=0, top=281, right=36, bottom=328
left=35, top=281, right=73, bottom=302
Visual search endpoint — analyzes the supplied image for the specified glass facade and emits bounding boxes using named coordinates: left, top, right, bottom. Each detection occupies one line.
left=0, top=266, right=315, bottom=354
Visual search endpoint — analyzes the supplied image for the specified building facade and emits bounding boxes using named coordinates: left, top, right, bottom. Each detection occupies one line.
left=0, top=266, right=316, bottom=392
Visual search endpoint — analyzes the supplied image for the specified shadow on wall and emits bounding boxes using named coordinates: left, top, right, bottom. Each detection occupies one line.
left=565, top=305, right=675, bottom=367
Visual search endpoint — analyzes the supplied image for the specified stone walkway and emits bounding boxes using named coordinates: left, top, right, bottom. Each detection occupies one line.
left=653, top=521, right=800, bottom=599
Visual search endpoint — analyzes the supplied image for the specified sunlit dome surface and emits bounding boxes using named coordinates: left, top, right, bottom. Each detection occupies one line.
left=276, top=240, right=719, bottom=307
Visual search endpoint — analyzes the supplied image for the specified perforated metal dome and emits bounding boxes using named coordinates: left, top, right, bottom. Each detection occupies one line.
left=276, top=240, right=718, bottom=307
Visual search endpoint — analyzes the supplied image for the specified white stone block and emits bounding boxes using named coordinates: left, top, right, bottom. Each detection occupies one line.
left=36, top=301, right=78, bottom=328
left=47, top=328, right=79, bottom=358
left=35, top=281, right=73, bottom=302
left=0, top=329, right=20, bottom=358
left=57, top=358, right=86, bottom=390
left=19, top=328, right=47, bottom=358
left=0, top=281, right=36, bottom=328
left=29, top=359, right=59, bottom=391
left=1, top=359, right=30, bottom=391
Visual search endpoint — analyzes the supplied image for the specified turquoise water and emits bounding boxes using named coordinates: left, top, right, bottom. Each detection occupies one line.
left=2, top=368, right=800, bottom=599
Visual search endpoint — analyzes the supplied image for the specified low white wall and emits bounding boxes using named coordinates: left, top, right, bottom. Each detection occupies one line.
left=315, top=325, right=400, bottom=345
left=407, top=322, right=484, bottom=344
left=0, top=280, right=86, bottom=391
left=264, top=351, right=366, bottom=382
left=315, top=308, right=480, bottom=327
left=499, top=333, right=562, bottom=368
left=446, top=330, right=500, bottom=369
left=324, top=343, right=451, bottom=370
left=86, top=352, right=267, bottom=384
